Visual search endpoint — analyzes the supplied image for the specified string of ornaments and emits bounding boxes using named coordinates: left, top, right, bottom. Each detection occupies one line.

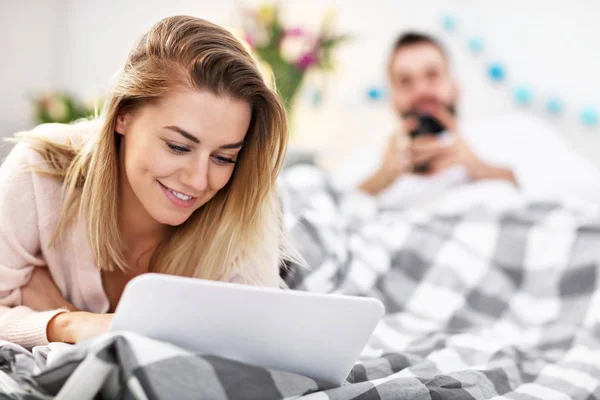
left=364, top=14, right=599, bottom=128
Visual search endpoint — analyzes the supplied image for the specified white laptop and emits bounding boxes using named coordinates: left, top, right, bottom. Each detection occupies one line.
left=110, top=273, right=384, bottom=386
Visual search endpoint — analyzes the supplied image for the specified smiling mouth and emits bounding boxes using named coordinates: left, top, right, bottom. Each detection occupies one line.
left=157, top=181, right=196, bottom=201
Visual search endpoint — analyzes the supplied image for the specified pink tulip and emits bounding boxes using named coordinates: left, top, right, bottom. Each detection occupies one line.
left=244, top=32, right=255, bottom=48
left=285, top=27, right=305, bottom=37
left=296, top=52, right=318, bottom=70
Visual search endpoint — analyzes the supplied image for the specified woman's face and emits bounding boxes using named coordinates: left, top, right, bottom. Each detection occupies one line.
left=115, top=88, right=251, bottom=227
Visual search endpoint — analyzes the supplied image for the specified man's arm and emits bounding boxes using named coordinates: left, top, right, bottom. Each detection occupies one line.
left=411, top=131, right=518, bottom=186
left=358, top=134, right=410, bottom=196
left=471, top=162, right=517, bottom=185
left=359, top=170, right=398, bottom=195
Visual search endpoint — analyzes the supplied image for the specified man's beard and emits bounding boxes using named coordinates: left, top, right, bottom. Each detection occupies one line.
left=400, top=100, right=457, bottom=119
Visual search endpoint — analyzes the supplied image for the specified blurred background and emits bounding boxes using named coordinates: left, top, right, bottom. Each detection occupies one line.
left=1, top=0, right=599, bottom=169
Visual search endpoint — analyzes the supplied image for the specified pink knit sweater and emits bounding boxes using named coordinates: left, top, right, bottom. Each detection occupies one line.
left=0, top=123, right=281, bottom=348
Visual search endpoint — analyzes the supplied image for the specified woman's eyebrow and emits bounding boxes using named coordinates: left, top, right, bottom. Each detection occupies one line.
left=163, top=125, right=200, bottom=144
left=219, top=141, right=244, bottom=150
left=163, top=126, right=243, bottom=149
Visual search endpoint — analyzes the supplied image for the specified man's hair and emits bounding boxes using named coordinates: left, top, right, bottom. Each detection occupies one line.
left=389, top=31, right=448, bottom=68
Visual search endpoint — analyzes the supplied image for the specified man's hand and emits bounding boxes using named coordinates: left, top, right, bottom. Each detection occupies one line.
left=376, top=133, right=411, bottom=182
left=411, top=133, right=487, bottom=177
left=410, top=104, right=516, bottom=184
left=359, top=133, right=411, bottom=195
left=21, top=267, right=79, bottom=312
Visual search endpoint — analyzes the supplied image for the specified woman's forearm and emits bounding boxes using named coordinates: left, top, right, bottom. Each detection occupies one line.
left=47, top=311, right=113, bottom=343
left=21, top=268, right=79, bottom=312
left=47, top=311, right=76, bottom=343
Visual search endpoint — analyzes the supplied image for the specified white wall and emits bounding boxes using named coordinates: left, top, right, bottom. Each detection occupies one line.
left=58, top=0, right=237, bottom=98
left=2, top=0, right=599, bottom=168
left=0, top=0, right=66, bottom=153
left=283, top=0, right=600, bottom=168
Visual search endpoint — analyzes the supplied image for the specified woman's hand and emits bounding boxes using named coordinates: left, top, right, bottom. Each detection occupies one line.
left=22, top=268, right=113, bottom=344
left=47, top=312, right=114, bottom=344
left=21, top=267, right=79, bottom=312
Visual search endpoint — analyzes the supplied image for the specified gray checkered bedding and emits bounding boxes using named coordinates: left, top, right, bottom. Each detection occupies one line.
left=1, top=164, right=600, bottom=399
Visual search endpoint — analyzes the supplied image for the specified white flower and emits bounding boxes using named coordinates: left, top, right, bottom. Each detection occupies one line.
left=280, top=34, right=312, bottom=64
left=253, top=27, right=270, bottom=47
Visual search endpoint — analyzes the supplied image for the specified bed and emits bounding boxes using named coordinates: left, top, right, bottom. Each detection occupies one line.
left=1, top=164, right=600, bottom=399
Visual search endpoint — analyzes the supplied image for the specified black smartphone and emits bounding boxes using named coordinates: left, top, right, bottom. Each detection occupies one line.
left=404, top=105, right=456, bottom=173
left=408, top=114, right=446, bottom=139
left=406, top=104, right=456, bottom=139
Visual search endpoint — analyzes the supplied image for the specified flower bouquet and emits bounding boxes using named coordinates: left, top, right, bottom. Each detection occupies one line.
left=242, top=4, right=349, bottom=114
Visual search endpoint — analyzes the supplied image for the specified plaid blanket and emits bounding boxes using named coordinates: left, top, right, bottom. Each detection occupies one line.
left=1, top=164, right=600, bottom=399
left=279, top=165, right=600, bottom=399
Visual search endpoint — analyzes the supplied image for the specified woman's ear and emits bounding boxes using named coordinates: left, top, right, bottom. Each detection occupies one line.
left=115, top=113, right=129, bottom=135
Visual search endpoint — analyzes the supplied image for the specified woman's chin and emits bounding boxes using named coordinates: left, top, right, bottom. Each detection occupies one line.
left=152, top=210, right=193, bottom=227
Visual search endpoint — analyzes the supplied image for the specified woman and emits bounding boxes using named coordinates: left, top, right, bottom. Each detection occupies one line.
left=0, top=15, right=289, bottom=347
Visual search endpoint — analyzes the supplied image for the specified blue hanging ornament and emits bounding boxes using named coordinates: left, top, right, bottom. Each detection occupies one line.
left=441, top=15, right=457, bottom=32
left=580, top=107, right=599, bottom=126
left=513, top=85, right=533, bottom=106
left=487, top=63, right=506, bottom=82
left=468, top=37, right=484, bottom=54
left=367, top=86, right=385, bottom=101
left=311, top=89, right=322, bottom=107
left=545, top=97, right=563, bottom=114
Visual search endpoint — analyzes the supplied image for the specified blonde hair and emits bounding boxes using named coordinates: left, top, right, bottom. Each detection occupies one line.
left=19, top=16, right=290, bottom=283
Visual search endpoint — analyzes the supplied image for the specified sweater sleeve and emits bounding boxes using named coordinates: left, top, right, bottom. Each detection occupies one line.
left=0, top=141, right=66, bottom=348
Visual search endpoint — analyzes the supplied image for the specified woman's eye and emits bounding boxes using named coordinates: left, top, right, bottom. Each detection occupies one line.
left=213, top=155, right=236, bottom=165
left=166, top=143, right=190, bottom=154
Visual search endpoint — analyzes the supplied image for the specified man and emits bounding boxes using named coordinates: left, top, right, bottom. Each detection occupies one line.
left=334, top=32, right=600, bottom=207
